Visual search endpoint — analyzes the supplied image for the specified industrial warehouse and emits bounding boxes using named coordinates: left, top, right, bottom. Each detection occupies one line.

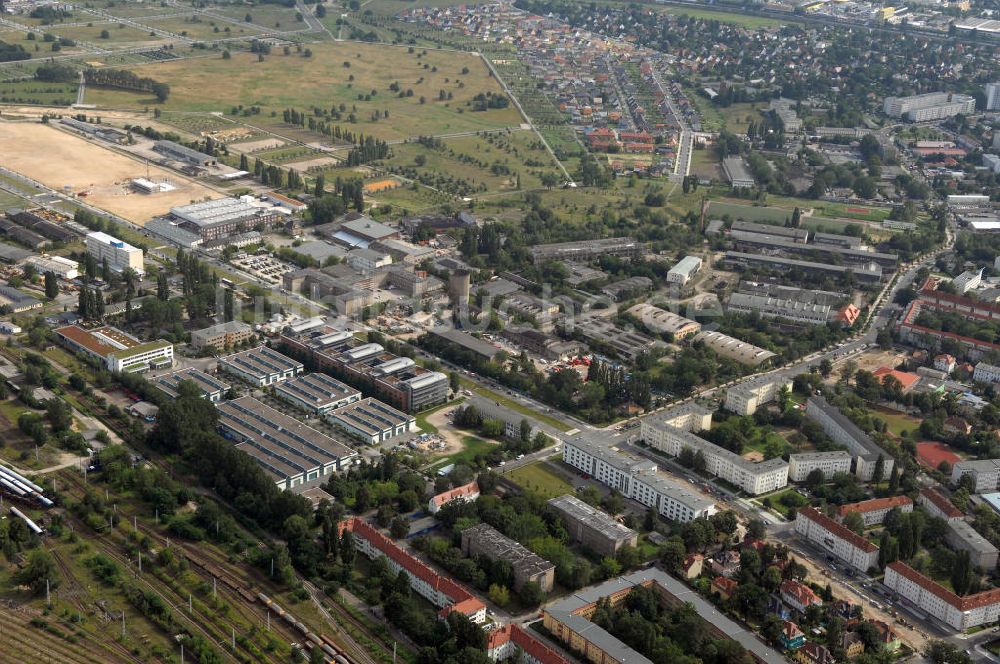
left=218, top=345, right=304, bottom=387
left=273, top=372, right=362, bottom=416
left=169, top=198, right=284, bottom=242
left=326, top=397, right=416, bottom=444
left=216, top=396, right=358, bottom=490
left=153, top=367, right=231, bottom=403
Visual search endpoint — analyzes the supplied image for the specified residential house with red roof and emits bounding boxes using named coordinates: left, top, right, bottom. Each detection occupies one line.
left=838, top=496, right=913, bottom=527
left=680, top=553, right=703, bottom=579
left=485, top=624, right=571, bottom=664
left=427, top=481, right=480, bottom=514
left=794, top=642, right=835, bottom=664
left=779, top=621, right=805, bottom=650
left=869, top=620, right=901, bottom=652
left=711, top=576, right=738, bottom=600
left=872, top=366, right=921, bottom=392
left=780, top=580, right=822, bottom=614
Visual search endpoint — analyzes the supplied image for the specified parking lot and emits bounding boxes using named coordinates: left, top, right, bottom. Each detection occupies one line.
left=232, top=253, right=297, bottom=285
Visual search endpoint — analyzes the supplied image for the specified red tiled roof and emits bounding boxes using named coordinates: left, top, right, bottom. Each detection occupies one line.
left=838, top=496, right=912, bottom=517
left=799, top=507, right=878, bottom=553
left=430, top=481, right=480, bottom=509
left=340, top=518, right=485, bottom=618
left=782, top=620, right=804, bottom=639
left=887, top=561, right=1000, bottom=611
left=781, top=579, right=821, bottom=607
left=486, top=625, right=570, bottom=664
left=919, top=487, right=963, bottom=519
left=872, top=367, right=920, bottom=390
left=712, top=576, right=738, bottom=593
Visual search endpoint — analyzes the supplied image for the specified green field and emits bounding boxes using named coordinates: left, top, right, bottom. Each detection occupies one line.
left=429, top=435, right=495, bottom=471
left=507, top=461, right=574, bottom=498
left=873, top=408, right=921, bottom=437
left=654, top=5, right=793, bottom=27
left=0, top=79, right=78, bottom=105
left=760, top=488, right=808, bottom=518
left=144, top=15, right=265, bottom=41
left=49, top=21, right=166, bottom=47
left=81, top=42, right=522, bottom=143
left=207, top=3, right=307, bottom=30
left=98, top=1, right=180, bottom=18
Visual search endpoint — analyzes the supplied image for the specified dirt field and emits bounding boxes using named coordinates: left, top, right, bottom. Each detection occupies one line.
left=286, top=156, right=340, bottom=172
left=230, top=138, right=287, bottom=153
left=0, top=122, right=222, bottom=224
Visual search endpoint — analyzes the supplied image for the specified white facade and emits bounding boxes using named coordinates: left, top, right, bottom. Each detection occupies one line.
left=724, top=375, right=791, bottom=416
left=23, top=255, right=79, bottom=280
left=666, top=256, right=702, bottom=285
left=841, top=497, right=913, bottom=527
left=108, top=342, right=174, bottom=373
left=973, top=362, right=1000, bottom=385
left=0, top=322, right=21, bottom=334
left=794, top=508, right=879, bottom=572
left=641, top=418, right=788, bottom=495
left=883, top=92, right=950, bottom=117
left=85, top=231, right=144, bottom=276
left=951, top=459, right=1000, bottom=493
left=882, top=562, right=1000, bottom=632
left=726, top=293, right=831, bottom=325
left=805, top=397, right=894, bottom=481
left=987, top=82, right=1000, bottom=111
left=788, top=451, right=852, bottom=482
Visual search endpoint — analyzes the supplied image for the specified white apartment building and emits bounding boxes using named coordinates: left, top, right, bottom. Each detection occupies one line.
left=805, top=396, right=894, bottom=481
left=838, top=496, right=913, bottom=527
left=795, top=507, right=880, bottom=572
left=918, top=487, right=964, bottom=522
left=973, top=362, right=1000, bottom=385
left=788, top=451, right=853, bottom=482
left=951, top=459, right=1000, bottom=493
left=724, top=375, right=792, bottom=416
left=883, top=92, right=950, bottom=117
left=85, top=231, right=145, bottom=276
left=641, top=417, right=788, bottom=495
left=562, top=434, right=716, bottom=522
left=883, top=561, right=1000, bottom=631
left=987, top=82, right=1000, bottom=111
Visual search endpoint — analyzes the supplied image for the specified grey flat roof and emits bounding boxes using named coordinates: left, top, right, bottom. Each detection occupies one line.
left=429, top=327, right=503, bottom=359
left=790, top=451, right=853, bottom=462
left=732, top=220, right=810, bottom=240
left=154, top=368, right=230, bottom=399
left=807, top=396, right=889, bottom=461
left=463, top=522, right=554, bottom=577
left=641, top=418, right=788, bottom=477
left=948, top=518, right=1000, bottom=554
left=218, top=345, right=303, bottom=380
left=327, top=397, right=411, bottom=435
left=548, top=494, right=638, bottom=543
left=274, top=372, right=360, bottom=408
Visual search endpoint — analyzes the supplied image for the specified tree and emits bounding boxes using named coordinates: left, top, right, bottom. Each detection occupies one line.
left=951, top=550, right=973, bottom=596
left=43, top=271, right=57, bottom=299
left=790, top=207, right=801, bottom=228
left=518, top=581, right=544, bottom=607
left=843, top=511, right=864, bottom=535
left=878, top=532, right=899, bottom=569
left=924, top=640, right=973, bottom=664
left=487, top=584, right=510, bottom=607
left=818, top=358, right=833, bottom=377
left=14, top=549, right=58, bottom=595
left=157, top=271, right=169, bottom=301
left=805, top=468, right=825, bottom=488
left=747, top=520, right=766, bottom=541
left=872, top=454, right=885, bottom=484
left=389, top=516, right=409, bottom=540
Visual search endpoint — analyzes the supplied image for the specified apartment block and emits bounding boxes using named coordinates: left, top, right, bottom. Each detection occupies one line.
left=461, top=523, right=555, bottom=592
left=945, top=519, right=999, bottom=569
left=724, top=375, right=792, bottom=416
left=548, top=494, right=638, bottom=557
left=85, top=231, right=144, bottom=276
left=805, top=396, right=894, bottom=481
left=794, top=507, right=879, bottom=572
left=191, top=321, right=254, bottom=351
left=838, top=496, right=913, bottom=527
left=951, top=459, right=1000, bottom=493
left=788, top=451, right=853, bottom=483
left=918, top=487, right=964, bottom=522
left=883, top=561, right=1000, bottom=631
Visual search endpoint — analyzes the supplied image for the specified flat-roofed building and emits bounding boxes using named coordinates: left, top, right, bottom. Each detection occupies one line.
left=918, top=487, right=964, bottom=522
left=273, top=372, right=361, bottom=416
left=692, top=330, right=777, bottom=367
left=625, top=303, right=701, bottom=339
left=729, top=231, right=898, bottom=269
left=56, top=325, right=172, bottom=373
left=529, top=237, right=641, bottom=265
left=461, top=523, right=555, bottom=592
left=731, top=221, right=810, bottom=243
left=641, top=416, right=788, bottom=495
left=563, top=316, right=663, bottom=363
left=562, top=432, right=716, bottom=522
left=723, top=157, right=755, bottom=188
left=667, top=255, right=703, bottom=285
left=806, top=396, right=894, bottom=481
left=191, top=321, right=254, bottom=351
left=946, top=519, right=999, bottom=569
left=216, top=396, right=357, bottom=489
left=724, top=375, right=792, bottom=415
left=795, top=507, right=879, bottom=572
left=22, top=255, right=78, bottom=280
left=788, top=451, right=853, bottom=482
left=727, top=292, right=832, bottom=326
left=973, top=362, right=1000, bottom=384
left=723, top=252, right=884, bottom=284
left=839, top=496, right=913, bottom=527
left=0, top=285, right=41, bottom=313
left=548, top=494, right=638, bottom=556
left=428, top=327, right=503, bottom=361
left=153, top=140, right=217, bottom=166
left=171, top=198, right=282, bottom=242
left=326, top=397, right=416, bottom=445
left=952, top=459, right=1000, bottom=493
left=85, top=231, right=144, bottom=276
left=883, top=561, right=1000, bottom=631
left=218, top=345, right=303, bottom=386
left=154, top=367, right=230, bottom=403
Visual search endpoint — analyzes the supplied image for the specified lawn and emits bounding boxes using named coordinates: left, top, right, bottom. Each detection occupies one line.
left=507, top=461, right=574, bottom=498
left=81, top=42, right=522, bottom=143
left=0, top=79, right=79, bottom=105
left=760, top=488, right=808, bottom=518
left=653, top=5, right=794, bottom=27
left=144, top=16, right=265, bottom=41
left=48, top=22, right=166, bottom=47
left=874, top=408, right=921, bottom=437
left=429, top=435, right=495, bottom=472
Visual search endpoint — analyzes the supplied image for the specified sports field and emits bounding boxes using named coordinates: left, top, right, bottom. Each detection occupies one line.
left=0, top=122, right=221, bottom=225
left=80, top=42, right=522, bottom=143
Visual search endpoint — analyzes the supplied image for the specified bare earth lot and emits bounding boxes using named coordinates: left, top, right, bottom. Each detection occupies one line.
left=0, top=122, right=221, bottom=224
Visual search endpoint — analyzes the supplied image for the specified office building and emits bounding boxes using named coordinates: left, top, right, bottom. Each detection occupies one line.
left=548, top=494, right=639, bottom=556
left=340, top=517, right=486, bottom=623
left=973, top=362, right=1000, bottom=385
left=427, top=481, right=480, bottom=515
left=805, top=396, right=894, bottom=481
left=945, top=519, right=999, bottom=569
left=562, top=432, right=716, bottom=522
left=988, top=82, right=1000, bottom=111
left=217, top=396, right=357, bottom=489
left=838, top=496, right=913, bottom=527
left=667, top=255, right=703, bottom=286
left=461, top=523, right=555, bottom=592
left=724, top=375, right=792, bottom=416
left=22, top=255, right=78, bottom=280
left=543, top=568, right=785, bottom=664
left=326, top=397, right=416, bottom=444
left=625, top=303, right=701, bottom=339
left=85, top=231, right=144, bottom=276
left=273, top=372, right=361, bottom=416
left=56, top=325, right=172, bottom=373
left=692, top=330, right=777, bottom=367
left=918, top=487, right=964, bottom=522
left=727, top=293, right=832, bottom=326
left=788, top=451, right=853, bottom=482
left=951, top=459, right=1000, bottom=493
left=217, top=345, right=304, bottom=386
left=883, top=561, right=1000, bottom=631
left=641, top=417, right=788, bottom=495
left=795, top=507, right=880, bottom=572
left=190, top=321, right=254, bottom=351
left=154, top=367, right=230, bottom=403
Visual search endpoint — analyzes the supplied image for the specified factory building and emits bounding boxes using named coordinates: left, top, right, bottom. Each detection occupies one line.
left=326, top=397, right=416, bottom=444
left=641, top=415, right=788, bottom=495
left=153, top=140, right=217, bottom=166
left=273, top=372, right=361, bottom=416
left=562, top=432, right=717, bottom=522
left=692, top=330, right=777, bottom=367
left=171, top=198, right=283, bottom=242
left=216, top=396, right=357, bottom=489
left=788, top=451, right=852, bottom=483
left=190, top=321, right=254, bottom=351
left=727, top=293, right=832, bottom=326
left=56, top=325, right=172, bottom=373
left=795, top=507, right=880, bottom=572
left=22, top=255, right=78, bottom=280
left=729, top=231, right=898, bottom=268
left=625, top=303, right=701, bottom=339
left=731, top=221, right=809, bottom=243
left=280, top=327, right=449, bottom=413
left=805, top=396, right=894, bottom=481
left=560, top=316, right=662, bottom=363
left=217, top=345, right=304, bottom=387
left=340, top=517, right=486, bottom=623
left=461, top=523, right=555, bottom=592
left=0, top=286, right=41, bottom=313
left=153, top=367, right=230, bottom=403
left=723, top=252, right=884, bottom=284
left=548, top=494, right=638, bottom=556
left=666, top=255, right=703, bottom=286
left=85, top=231, right=144, bottom=276
left=529, top=237, right=641, bottom=265
left=723, top=157, right=755, bottom=189
left=724, top=375, right=792, bottom=416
